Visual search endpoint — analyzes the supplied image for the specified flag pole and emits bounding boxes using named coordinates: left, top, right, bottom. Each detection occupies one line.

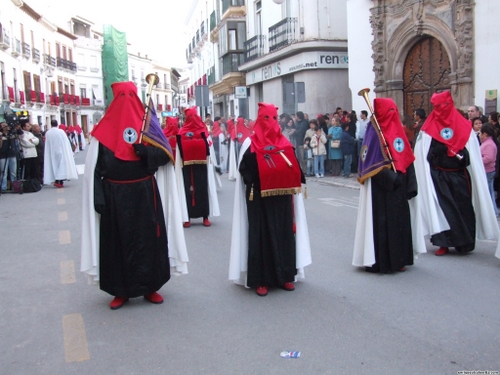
left=138, top=73, right=160, bottom=143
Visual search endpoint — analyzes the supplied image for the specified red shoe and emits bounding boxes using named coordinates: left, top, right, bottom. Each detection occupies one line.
left=110, top=297, right=129, bottom=310
left=256, top=286, right=268, bottom=297
left=398, top=267, right=406, bottom=272
left=203, top=217, right=211, bottom=227
left=435, top=247, right=449, bottom=256
left=183, top=221, right=191, bottom=228
left=144, top=292, right=164, bottom=304
left=54, top=182, right=63, bottom=188
left=281, top=282, right=295, bottom=291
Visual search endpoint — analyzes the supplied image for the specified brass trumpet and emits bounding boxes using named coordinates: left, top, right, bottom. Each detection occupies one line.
left=357, top=88, right=396, bottom=171
left=139, top=73, right=160, bottom=143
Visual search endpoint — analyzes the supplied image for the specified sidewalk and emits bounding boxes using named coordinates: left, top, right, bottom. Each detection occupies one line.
left=305, top=173, right=361, bottom=190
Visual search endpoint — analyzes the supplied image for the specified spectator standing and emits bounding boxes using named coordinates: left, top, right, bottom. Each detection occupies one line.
left=327, top=118, right=343, bottom=176
left=0, top=122, right=18, bottom=192
left=413, top=108, right=427, bottom=142
left=304, top=136, right=313, bottom=176
left=310, top=127, right=327, bottom=177
left=479, top=124, right=499, bottom=217
left=31, top=124, right=45, bottom=183
left=472, top=117, right=482, bottom=144
left=18, top=121, right=39, bottom=180
left=356, top=110, right=369, bottom=156
left=340, top=122, right=355, bottom=178
left=282, top=118, right=296, bottom=147
left=294, top=111, right=309, bottom=172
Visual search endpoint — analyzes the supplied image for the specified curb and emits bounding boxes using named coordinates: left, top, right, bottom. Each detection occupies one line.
left=306, top=176, right=360, bottom=190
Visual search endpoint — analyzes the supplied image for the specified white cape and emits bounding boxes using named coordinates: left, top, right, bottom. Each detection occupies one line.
left=80, top=138, right=189, bottom=285
left=228, top=138, right=312, bottom=286
left=217, top=134, right=228, bottom=173
left=414, top=131, right=499, bottom=249
left=228, top=140, right=237, bottom=181
left=43, top=127, right=78, bottom=184
left=352, top=178, right=427, bottom=267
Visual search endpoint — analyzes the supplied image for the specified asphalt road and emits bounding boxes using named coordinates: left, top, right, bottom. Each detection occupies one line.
left=1, top=149, right=499, bottom=375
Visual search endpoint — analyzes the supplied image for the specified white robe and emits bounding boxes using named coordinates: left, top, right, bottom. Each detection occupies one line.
left=80, top=138, right=189, bottom=285
left=43, top=127, right=78, bottom=184
left=228, top=138, right=312, bottom=286
left=413, top=131, right=499, bottom=252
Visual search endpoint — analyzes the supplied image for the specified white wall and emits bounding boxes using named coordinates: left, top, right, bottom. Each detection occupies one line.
left=474, top=0, right=500, bottom=112
left=347, top=0, right=375, bottom=114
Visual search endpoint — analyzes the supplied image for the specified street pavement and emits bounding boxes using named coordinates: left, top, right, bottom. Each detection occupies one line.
left=1, top=149, right=500, bottom=375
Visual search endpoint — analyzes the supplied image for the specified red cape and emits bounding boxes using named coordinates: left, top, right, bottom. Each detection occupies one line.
left=251, top=102, right=302, bottom=197
left=178, top=107, right=208, bottom=165
left=212, top=121, right=222, bottom=137
left=422, top=91, right=470, bottom=157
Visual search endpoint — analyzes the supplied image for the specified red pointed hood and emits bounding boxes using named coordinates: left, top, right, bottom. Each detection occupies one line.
left=91, top=81, right=144, bottom=161
left=374, top=98, right=415, bottom=173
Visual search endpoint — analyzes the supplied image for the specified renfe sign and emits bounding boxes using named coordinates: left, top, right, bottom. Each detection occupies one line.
left=246, top=51, right=348, bottom=84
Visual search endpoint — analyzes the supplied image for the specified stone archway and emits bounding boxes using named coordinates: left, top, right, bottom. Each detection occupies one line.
left=403, top=36, right=451, bottom=117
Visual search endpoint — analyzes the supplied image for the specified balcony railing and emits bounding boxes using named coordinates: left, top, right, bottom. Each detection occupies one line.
left=196, top=29, right=200, bottom=44
left=44, top=54, right=56, bottom=67
left=221, top=52, right=244, bottom=76
left=207, top=66, right=215, bottom=85
left=12, top=38, right=21, bottom=57
left=22, top=42, right=30, bottom=58
left=244, top=35, right=265, bottom=63
left=210, top=11, right=217, bottom=31
left=32, top=48, right=40, bottom=63
left=57, top=57, right=77, bottom=72
left=200, top=20, right=206, bottom=38
left=268, top=17, right=297, bottom=53
left=222, top=0, right=245, bottom=15
left=0, top=28, right=11, bottom=50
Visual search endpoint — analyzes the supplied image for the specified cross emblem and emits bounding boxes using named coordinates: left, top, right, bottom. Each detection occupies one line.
left=393, top=137, right=404, bottom=152
left=440, top=128, right=453, bottom=140
left=123, top=128, right=138, bottom=144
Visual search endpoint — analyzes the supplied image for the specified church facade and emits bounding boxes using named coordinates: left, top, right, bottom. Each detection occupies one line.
left=348, top=0, right=500, bottom=117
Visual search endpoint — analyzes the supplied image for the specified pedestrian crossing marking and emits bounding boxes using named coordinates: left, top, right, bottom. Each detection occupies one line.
left=318, top=197, right=359, bottom=209
left=57, top=188, right=64, bottom=194
left=60, top=260, right=76, bottom=284
left=57, top=198, right=66, bottom=205
left=62, top=314, right=90, bottom=362
left=59, top=230, right=71, bottom=244
left=58, top=211, right=68, bottom=221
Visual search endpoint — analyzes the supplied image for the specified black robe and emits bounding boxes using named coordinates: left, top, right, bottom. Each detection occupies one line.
left=365, top=166, right=417, bottom=273
left=427, top=139, right=475, bottom=252
left=239, top=148, right=305, bottom=288
left=94, top=144, right=170, bottom=298
left=177, top=134, right=210, bottom=219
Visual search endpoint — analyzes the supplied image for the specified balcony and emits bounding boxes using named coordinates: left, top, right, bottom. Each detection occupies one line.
left=221, top=0, right=246, bottom=20
left=44, top=54, right=56, bottom=67
left=268, top=17, right=298, bottom=53
left=196, top=29, right=200, bottom=44
left=210, top=11, right=219, bottom=43
left=0, top=28, right=11, bottom=50
left=81, top=97, right=91, bottom=106
left=22, top=42, right=30, bottom=59
left=244, top=35, right=265, bottom=63
left=32, top=48, right=40, bottom=63
left=11, top=38, right=21, bottom=57
left=222, top=52, right=244, bottom=76
left=210, top=52, right=245, bottom=96
left=201, top=19, right=208, bottom=41
left=57, top=57, right=77, bottom=72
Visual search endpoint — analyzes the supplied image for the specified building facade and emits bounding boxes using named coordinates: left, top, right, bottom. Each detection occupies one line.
left=347, top=0, right=500, bottom=117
